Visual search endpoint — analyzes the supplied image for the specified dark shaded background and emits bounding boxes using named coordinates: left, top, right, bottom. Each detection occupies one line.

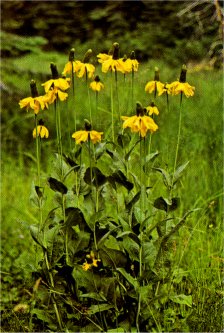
left=1, top=0, right=223, bottom=64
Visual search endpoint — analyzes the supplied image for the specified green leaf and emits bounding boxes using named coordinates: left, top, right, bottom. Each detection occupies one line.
left=84, top=167, right=107, bottom=187
left=35, top=185, right=43, bottom=199
left=108, top=170, right=133, bottom=191
left=153, top=167, right=172, bottom=188
left=87, top=303, right=114, bottom=315
left=153, top=197, right=180, bottom=212
left=116, top=231, right=140, bottom=246
left=169, top=294, right=192, bottom=307
left=107, top=328, right=125, bottom=333
left=117, top=132, right=131, bottom=148
left=29, top=225, right=46, bottom=249
left=48, top=177, right=67, bottom=194
left=81, top=292, right=107, bottom=302
left=143, top=151, right=159, bottom=166
left=99, top=247, right=127, bottom=268
left=173, top=161, right=189, bottom=184
left=117, top=268, right=139, bottom=290
left=125, top=139, right=141, bottom=161
left=125, top=191, right=141, bottom=211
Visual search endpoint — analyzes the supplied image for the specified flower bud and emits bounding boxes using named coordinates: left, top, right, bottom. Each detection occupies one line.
left=50, top=63, right=59, bottom=79
left=30, top=80, right=38, bottom=98
left=83, top=49, right=93, bottom=63
left=112, top=42, right=119, bottom=60
left=179, top=64, right=187, bottom=83
left=69, top=48, right=75, bottom=61
left=154, top=67, right=159, bottom=81
left=122, top=54, right=127, bottom=62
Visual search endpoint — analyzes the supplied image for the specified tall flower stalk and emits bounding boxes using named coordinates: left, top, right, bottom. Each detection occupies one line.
left=170, top=65, right=195, bottom=192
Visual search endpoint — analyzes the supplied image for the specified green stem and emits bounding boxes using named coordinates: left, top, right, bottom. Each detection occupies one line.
left=171, top=92, right=183, bottom=192
left=110, top=71, right=115, bottom=142
left=71, top=62, right=76, bottom=132
left=55, top=98, right=63, bottom=177
left=35, top=115, right=40, bottom=187
left=115, top=68, right=120, bottom=120
left=44, top=251, right=63, bottom=330
left=86, top=69, right=92, bottom=125
left=131, top=68, right=134, bottom=111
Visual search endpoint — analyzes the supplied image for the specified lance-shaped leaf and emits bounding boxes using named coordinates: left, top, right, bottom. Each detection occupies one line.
left=84, top=167, right=107, bottom=187
left=153, top=197, right=180, bottom=212
left=153, top=167, right=172, bottom=189
left=173, top=161, right=189, bottom=184
left=125, top=191, right=141, bottom=211
left=108, top=170, right=133, bottom=191
left=117, top=267, right=139, bottom=290
left=48, top=177, right=67, bottom=194
left=29, top=225, right=46, bottom=250
left=117, top=132, right=131, bottom=148
left=125, top=139, right=141, bottom=161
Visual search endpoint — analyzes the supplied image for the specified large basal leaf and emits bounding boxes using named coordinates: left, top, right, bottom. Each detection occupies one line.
left=116, top=267, right=139, bottom=290
left=125, top=191, right=141, bottom=211
left=108, top=170, right=133, bottom=191
left=29, top=225, right=46, bottom=249
left=65, top=207, right=91, bottom=233
left=169, top=294, right=192, bottom=307
left=84, top=167, right=107, bottom=187
left=48, top=177, right=68, bottom=194
left=99, top=246, right=127, bottom=268
left=153, top=197, right=180, bottom=212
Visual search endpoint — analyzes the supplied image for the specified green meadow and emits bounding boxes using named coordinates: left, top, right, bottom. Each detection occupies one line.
left=1, top=48, right=223, bottom=332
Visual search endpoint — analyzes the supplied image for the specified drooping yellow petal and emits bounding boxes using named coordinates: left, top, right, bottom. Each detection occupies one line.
left=90, top=130, right=103, bottom=144
left=72, top=130, right=89, bottom=144
left=33, top=125, right=49, bottom=138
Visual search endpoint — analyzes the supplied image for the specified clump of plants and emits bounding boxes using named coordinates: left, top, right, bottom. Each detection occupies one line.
left=17, top=42, right=197, bottom=332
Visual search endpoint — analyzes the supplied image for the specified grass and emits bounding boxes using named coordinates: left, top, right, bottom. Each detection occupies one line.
left=1, top=53, right=223, bottom=332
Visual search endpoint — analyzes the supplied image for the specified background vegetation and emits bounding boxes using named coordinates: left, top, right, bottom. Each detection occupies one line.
left=1, top=1, right=223, bottom=332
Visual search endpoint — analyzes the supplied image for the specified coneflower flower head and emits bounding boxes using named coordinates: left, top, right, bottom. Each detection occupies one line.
left=179, top=64, right=187, bottom=83
left=84, top=119, right=92, bottom=131
left=154, top=67, right=160, bottom=81
left=112, top=42, right=120, bottom=60
left=168, top=65, right=195, bottom=97
left=83, top=49, right=93, bottom=63
left=50, top=63, right=59, bottom=79
left=30, top=80, right=39, bottom=98
left=69, top=48, right=75, bottom=62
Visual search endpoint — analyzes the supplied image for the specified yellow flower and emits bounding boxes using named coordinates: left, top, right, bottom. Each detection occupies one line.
left=82, top=262, right=92, bottom=271
left=62, top=60, right=83, bottom=75
left=122, top=51, right=139, bottom=73
left=90, top=75, right=104, bottom=92
left=168, top=81, right=195, bottom=97
left=72, top=130, right=103, bottom=144
left=98, top=55, right=125, bottom=73
left=97, top=43, right=125, bottom=73
left=33, top=124, right=49, bottom=139
left=169, top=65, right=195, bottom=97
left=146, top=103, right=159, bottom=116
left=45, top=87, right=68, bottom=103
left=82, top=251, right=101, bottom=270
left=145, top=80, right=165, bottom=95
left=13, top=304, right=29, bottom=313
left=76, top=61, right=95, bottom=79
left=121, top=115, right=158, bottom=137
left=42, top=77, right=70, bottom=93
left=19, top=95, right=49, bottom=114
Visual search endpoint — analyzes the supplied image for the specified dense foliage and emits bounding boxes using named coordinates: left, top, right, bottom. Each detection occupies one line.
left=1, top=0, right=222, bottom=64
